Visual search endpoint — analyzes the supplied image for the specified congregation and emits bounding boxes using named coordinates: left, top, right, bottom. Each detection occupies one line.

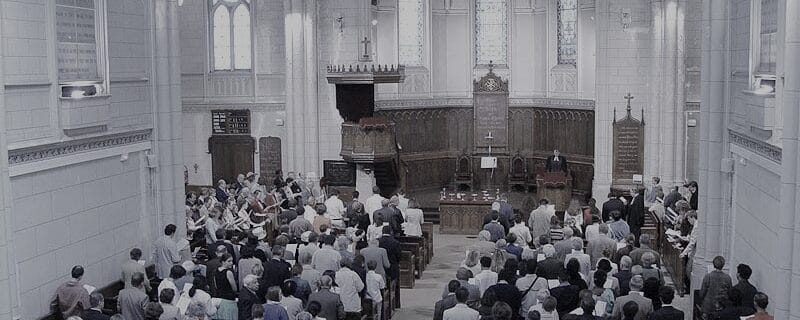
left=434, top=180, right=773, bottom=320
left=49, top=171, right=423, bottom=320
left=47, top=173, right=773, bottom=320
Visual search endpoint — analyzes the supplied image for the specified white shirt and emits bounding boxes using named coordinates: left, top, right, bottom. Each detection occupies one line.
left=365, top=194, right=386, bottom=222
left=474, top=269, right=498, bottom=295
left=157, top=278, right=178, bottom=305
left=335, top=267, right=365, bottom=312
left=443, top=303, right=480, bottom=320
left=366, top=270, right=386, bottom=303
left=509, top=222, right=533, bottom=245
left=303, top=205, right=316, bottom=223
left=324, top=196, right=346, bottom=220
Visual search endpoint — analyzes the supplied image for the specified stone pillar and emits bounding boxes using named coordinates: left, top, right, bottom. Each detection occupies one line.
left=285, top=0, right=320, bottom=175
left=694, top=0, right=729, bottom=297
left=777, top=1, right=800, bottom=318
left=153, top=0, right=185, bottom=236
left=648, top=0, right=687, bottom=186
left=0, top=11, right=19, bottom=319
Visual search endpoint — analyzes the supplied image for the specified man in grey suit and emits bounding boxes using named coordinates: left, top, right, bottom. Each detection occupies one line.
left=586, top=224, right=617, bottom=266
left=152, top=224, right=181, bottom=279
left=360, top=239, right=391, bottom=281
left=434, top=280, right=461, bottom=320
left=610, top=275, right=653, bottom=320
left=308, top=275, right=345, bottom=320
left=440, top=268, right=481, bottom=309
left=121, top=248, right=151, bottom=291
left=117, top=272, right=148, bottom=320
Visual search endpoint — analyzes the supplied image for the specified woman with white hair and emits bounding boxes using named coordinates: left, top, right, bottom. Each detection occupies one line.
left=470, top=230, right=497, bottom=258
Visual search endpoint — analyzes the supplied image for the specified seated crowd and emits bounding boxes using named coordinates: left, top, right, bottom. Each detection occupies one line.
left=434, top=195, right=772, bottom=320
left=50, top=171, right=424, bottom=320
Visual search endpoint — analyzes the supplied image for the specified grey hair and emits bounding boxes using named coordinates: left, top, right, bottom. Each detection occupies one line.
left=543, top=244, right=556, bottom=258
left=641, top=252, right=656, bottom=265
left=319, top=275, right=333, bottom=288
left=598, top=223, right=609, bottom=234
left=243, top=274, right=259, bottom=287
left=478, top=230, right=491, bottom=241
left=620, top=256, right=633, bottom=270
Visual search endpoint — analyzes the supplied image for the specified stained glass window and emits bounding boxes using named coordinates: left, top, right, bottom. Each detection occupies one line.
left=210, top=0, right=251, bottom=70
left=475, top=0, right=508, bottom=65
left=398, top=0, right=424, bottom=66
left=557, top=0, right=577, bottom=66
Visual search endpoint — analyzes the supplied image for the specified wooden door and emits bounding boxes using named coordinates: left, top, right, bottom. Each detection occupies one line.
left=209, top=136, right=255, bottom=185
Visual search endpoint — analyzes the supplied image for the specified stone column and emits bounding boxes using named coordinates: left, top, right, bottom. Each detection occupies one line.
left=0, top=11, right=19, bottom=319
left=649, top=0, right=687, bottom=186
left=285, top=0, right=319, bottom=175
left=777, top=1, right=800, bottom=318
left=694, top=0, right=729, bottom=295
left=153, top=0, right=185, bottom=235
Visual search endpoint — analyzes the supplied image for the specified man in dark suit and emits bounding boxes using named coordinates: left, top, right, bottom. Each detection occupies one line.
left=81, top=292, right=110, bottom=320
left=549, top=272, right=580, bottom=318
left=238, top=275, right=262, bottom=320
left=536, top=245, right=565, bottom=280
left=733, top=264, right=758, bottom=313
left=545, top=149, right=568, bottom=173
left=601, top=192, right=626, bottom=222
left=627, top=187, right=646, bottom=239
left=308, top=275, right=345, bottom=320
left=651, top=286, right=684, bottom=320
left=379, top=225, right=402, bottom=308
left=260, top=246, right=292, bottom=298
left=433, top=280, right=460, bottom=320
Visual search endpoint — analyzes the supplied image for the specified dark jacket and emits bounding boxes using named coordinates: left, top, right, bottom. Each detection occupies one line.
left=536, top=257, right=565, bottom=280
left=550, top=284, right=580, bottom=317
left=733, top=280, right=758, bottom=313
left=601, top=198, right=625, bottom=222
left=379, top=234, right=401, bottom=280
left=627, top=194, right=645, bottom=231
left=237, top=288, right=261, bottom=320
left=433, top=294, right=458, bottom=320
left=81, top=309, right=110, bottom=320
left=651, top=305, right=685, bottom=320
left=485, top=283, right=522, bottom=315
left=308, top=289, right=345, bottom=320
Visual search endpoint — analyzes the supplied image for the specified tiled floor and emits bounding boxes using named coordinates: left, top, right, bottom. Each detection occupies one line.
left=392, top=226, right=694, bottom=319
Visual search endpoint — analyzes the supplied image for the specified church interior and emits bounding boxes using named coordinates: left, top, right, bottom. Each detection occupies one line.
left=1, top=0, right=800, bottom=319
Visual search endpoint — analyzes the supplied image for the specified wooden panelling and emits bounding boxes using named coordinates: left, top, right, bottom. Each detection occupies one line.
left=377, top=104, right=595, bottom=194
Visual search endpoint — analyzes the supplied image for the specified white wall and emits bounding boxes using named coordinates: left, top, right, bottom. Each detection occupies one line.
left=11, top=154, right=150, bottom=320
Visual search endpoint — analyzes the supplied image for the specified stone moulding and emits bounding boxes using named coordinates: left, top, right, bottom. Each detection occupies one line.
left=8, top=129, right=153, bottom=166
left=729, top=129, right=782, bottom=164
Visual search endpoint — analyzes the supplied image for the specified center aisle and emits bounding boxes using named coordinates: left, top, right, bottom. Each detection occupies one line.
left=392, top=226, right=469, bottom=319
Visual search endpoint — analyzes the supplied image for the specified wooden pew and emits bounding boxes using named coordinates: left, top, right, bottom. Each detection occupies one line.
left=399, top=251, right=416, bottom=288
left=397, top=236, right=426, bottom=278
left=422, top=222, right=434, bottom=262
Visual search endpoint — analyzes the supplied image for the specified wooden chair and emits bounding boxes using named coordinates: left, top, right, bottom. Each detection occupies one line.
left=508, top=154, right=527, bottom=191
left=452, top=155, right=473, bottom=191
left=421, top=222, right=434, bottom=262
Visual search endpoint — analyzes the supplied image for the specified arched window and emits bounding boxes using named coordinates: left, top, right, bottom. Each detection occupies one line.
left=398, top=0, right=424, bottom=66
left=475, top=0, right=508, bottom=65
left=210, top=0, right=252, bottom=71
left=557, top=0, right=577, bottom=65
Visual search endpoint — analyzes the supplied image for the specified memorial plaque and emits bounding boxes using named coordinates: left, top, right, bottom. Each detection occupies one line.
left=612, top=94, right=645, bottom=184
left=323, top=160, right=356, bottom=187
left=473, top=64, right=509, bottom=150
left=259, top=137, right=282, bottom=183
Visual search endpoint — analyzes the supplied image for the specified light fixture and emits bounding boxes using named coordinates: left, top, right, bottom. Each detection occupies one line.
left=371, top=19, right=378, bottom=26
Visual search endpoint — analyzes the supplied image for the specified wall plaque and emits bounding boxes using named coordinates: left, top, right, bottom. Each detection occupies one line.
left=259, top=137, right=282, bottom=184
left=473, top=63, right=509, bottom=151
left=323, top=160, right=357, bottom=187
left=612, top=93, right=645, bottom=186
